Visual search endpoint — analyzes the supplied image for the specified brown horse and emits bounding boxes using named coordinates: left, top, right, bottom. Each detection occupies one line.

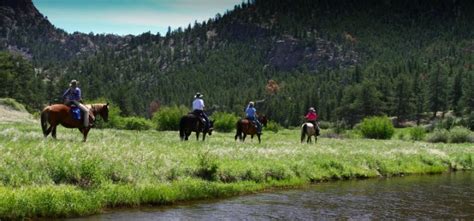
left=235, top=115, right=267, bottom=143
left=40, top=103, right=109, bottom=142
left=179, top=114, right=214, bottom=141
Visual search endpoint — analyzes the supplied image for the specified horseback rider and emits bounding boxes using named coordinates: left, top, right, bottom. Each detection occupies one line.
left=305, top=107, right=320, bottom=135
left=245, top=101, right=262, bottom=133
left=62, top=80, right=93, bottom=127
left=192, top=92, right=210, bottom=130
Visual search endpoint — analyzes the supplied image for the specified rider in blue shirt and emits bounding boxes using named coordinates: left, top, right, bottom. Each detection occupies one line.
left=245, top=101, right=262, bottom=133
left=62, top=80, right=93, bottom=127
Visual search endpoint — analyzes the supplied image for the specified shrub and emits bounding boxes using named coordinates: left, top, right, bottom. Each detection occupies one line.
left=409, top=126, right=426, bottom=141
left=0, top=98, right=27, bottom=112
left=426, top=129, right=449, bottom=143
left=123, top=117, right=153, bottom=130
left=333, top=120, right=348, bottom=134
left=265, top=120, right=282, bottom=133
left=213, top=112, right=239, bottom=132
left=152, top=105, right=188, bottom=131
left=358, top=116, right=395, bottom=139
left=448, top=126, right=473, bottom=143
left=318, top=121, right=332, bottom=129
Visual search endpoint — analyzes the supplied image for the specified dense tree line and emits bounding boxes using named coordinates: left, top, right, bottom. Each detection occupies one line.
left=1, top=0, right=474, bottom=128
left=0, top=52, right=46, bottom=111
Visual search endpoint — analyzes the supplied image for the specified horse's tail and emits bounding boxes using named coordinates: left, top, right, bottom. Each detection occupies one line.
left=179, top=117, right=185, bottom=140
left=41, top=107, right=49, bottom=136
left=235, top=119, right=242, bottom=140
left=301, top=123, right=307, bottom=143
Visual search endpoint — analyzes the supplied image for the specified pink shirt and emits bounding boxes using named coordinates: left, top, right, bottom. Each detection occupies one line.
left=305, top=112, right=318, bottom=121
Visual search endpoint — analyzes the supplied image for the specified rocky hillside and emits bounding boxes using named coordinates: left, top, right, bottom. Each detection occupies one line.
left=1, top=0, right=473, bottom=126
left=0, top=0, right=358, bottom=71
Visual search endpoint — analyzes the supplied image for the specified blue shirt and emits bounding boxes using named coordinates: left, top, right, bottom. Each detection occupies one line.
left=245, top=106, right=257, bottom=118
left=63, top=87, right=82, bottom=101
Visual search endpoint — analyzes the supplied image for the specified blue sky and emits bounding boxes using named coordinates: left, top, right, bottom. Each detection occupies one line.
left=32, top=0, right=244, bottom=36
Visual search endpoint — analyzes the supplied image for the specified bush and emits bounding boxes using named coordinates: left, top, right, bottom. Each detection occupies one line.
left=265, top=120, right=282, bottom=133
left=409, top=126, right=426, bottom=141
left=333, top=120, right=348, bottom=134
left=122, top=117, right=153, bottom=130
left=358, top=116, right=395, bottom=139
left=426, top=129, right=449, bottom=143
left=213, top=112, right=239, bottom=132
left=318, top=121, right=332, bottom=129
left=152, top=105, right=188, bottom=131
left=448, top=126, right=473, bottom=143
left=0, top=98, right=27, bottom=112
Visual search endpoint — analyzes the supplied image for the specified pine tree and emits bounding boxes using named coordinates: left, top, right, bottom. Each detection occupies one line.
left=428, top=65, right=448, bottom=118
left=450, top=71, right=463, bottom=115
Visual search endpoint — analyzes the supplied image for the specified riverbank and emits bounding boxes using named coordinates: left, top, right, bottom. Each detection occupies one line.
left=0, top=121, right=473, bottom=219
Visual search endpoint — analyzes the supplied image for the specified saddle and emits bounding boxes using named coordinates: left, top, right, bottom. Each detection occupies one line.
left=244, top=117, right=258, bottom=128
left=70, top=106, right=82, bottom=120
left=190, top=112, right=206, bottom=124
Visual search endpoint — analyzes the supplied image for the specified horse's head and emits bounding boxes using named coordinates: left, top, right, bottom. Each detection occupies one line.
left=91, top=103, right=109, bottom=122
left=207, top=120, right=214, bottom=135
left=258, top=115, right=268, bottom=127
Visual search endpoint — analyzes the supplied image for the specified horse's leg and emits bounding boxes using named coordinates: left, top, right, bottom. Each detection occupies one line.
left=44, top=125, right=53, bottom=138
left=185, top=131, right=190, bottom=140
left=196, top=131, right=200, bottom=140
left=243, top=134, right=247, bottom=142
left=307, top=136, right=311, bottom=144
left=82, top=128, right=90, bottom=142
left=257, top=134, right=261, bottom=144
left=52, top=126, right=57, bottom=139
left=202, top=133, right=206, bottom=141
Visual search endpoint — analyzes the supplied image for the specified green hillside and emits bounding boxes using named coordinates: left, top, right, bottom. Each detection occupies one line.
left=1, top=0, right=474, bottom=127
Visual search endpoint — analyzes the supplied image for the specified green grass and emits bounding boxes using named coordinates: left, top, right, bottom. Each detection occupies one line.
left=0, top=121, right=473, bottom=219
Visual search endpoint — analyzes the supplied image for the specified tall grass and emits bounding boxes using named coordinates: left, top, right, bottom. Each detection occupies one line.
left=0, top=121, right=473, bottom=219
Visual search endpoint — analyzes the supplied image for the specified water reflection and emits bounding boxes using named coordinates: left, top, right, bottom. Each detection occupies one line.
left=66, top=172, right=474, bottom=220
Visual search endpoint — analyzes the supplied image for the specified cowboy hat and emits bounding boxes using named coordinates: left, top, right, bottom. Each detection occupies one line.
left=194, top=92, right=203, bottom=98
left=69, top=79, right=79, bottom=87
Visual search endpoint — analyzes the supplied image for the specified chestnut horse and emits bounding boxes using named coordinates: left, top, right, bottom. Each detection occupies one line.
left=40, top=103, right=109, bottom=142
left=179, top=114, right=214, bottom=141
left=235, top=115, right=267, bottom=143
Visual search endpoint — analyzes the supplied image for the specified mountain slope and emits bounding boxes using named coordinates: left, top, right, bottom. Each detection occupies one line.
left=1, top=0, right=474, bottom=126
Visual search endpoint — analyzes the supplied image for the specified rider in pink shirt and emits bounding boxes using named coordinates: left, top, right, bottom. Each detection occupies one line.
left=305, top=107, right=320, bottom=135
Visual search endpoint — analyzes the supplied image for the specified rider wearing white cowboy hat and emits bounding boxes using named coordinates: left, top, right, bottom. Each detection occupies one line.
left=62, top=80, right=93, bottom=127
left=192, top=92, right=210, bottom=129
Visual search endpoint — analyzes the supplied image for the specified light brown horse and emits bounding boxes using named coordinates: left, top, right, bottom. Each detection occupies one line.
left=235, top=115, right=267, bottom=143
left=301, top=122, right=318, bottom=143
left=40, top=103, right=109, bottom=142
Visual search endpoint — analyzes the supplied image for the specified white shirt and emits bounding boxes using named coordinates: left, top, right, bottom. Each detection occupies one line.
left=192, top=98, right=205, bottom=111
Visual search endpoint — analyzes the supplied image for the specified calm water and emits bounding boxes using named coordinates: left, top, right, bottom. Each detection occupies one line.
left=67, top=172, right=474, bottom=220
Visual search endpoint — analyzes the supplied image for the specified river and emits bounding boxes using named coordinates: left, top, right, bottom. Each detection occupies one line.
left=66, top=172, right=474, bottom=220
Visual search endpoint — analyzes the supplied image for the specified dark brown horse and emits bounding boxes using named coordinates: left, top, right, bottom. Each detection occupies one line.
left=179, top=114, right=214, bottom=141
left=235, top=115, right=267, bottom=143
left=40, top=103, right=109, bottom=142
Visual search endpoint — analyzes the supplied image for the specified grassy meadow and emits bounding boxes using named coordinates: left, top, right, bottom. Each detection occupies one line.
left=0, top=120, right=473, bottom=219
